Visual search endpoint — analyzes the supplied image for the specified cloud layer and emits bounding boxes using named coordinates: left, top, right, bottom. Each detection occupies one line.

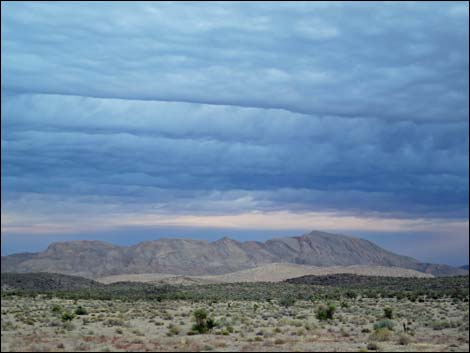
left=1, top=2, right=469, bottom=238
left=2, top=2, right=468, bottom=120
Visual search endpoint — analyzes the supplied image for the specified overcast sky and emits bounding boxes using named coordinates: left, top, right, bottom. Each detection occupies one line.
left=1, top=1, right=468, bottom=265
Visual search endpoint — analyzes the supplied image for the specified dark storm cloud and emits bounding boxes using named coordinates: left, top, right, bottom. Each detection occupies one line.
left=1, top=1, right=469, bottom=224
left=1, top=94, right=468, bottom=219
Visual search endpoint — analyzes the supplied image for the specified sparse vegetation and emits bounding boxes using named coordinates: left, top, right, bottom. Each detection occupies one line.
left=1, top=273, right=468, bottom=352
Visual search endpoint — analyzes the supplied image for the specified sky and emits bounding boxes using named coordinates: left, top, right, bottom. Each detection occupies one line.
left=1, top=1, right=469, bottom=266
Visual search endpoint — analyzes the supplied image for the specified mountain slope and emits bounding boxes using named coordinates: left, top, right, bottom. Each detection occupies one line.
left=1, top=272, right=103, bottom=292
left=264, top=231, right=419, bottom=267
left=2, top=231, right=467, bottom=277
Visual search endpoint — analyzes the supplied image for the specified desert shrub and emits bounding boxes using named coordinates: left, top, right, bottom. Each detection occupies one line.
left=1, top=321, right=16, bottom=331
left=168, top=323, right=181, bottom=336
left=61, top=311, right=75, bottom=322
left=345, top=291, right=357, bottom=299
left=367, top=342, right=380, bottom=350
left=383, top=307, right=393, bottom=319
left=51, top=304, right=63, bottom=314
left=279, top=295, right=295, bottom=307
left=340, top=327, right=350, bottom=337
left=218, top=329, right=230, bottom=335
left=23, top=317, right=35, bottom=325
left=374, top=319, right=395, bottom=331
left=192, top=308, right=217, bottom=334
left=369, top=328, right=392, bottom=342
left=340, top=301, right=349, bottom=308
left=132, top=329, right=144, bottom=336
left=397, top=333, right=411, bottom=345
left=316, top=303, right=336, bottom=321
left=105, top=318, right=125, bottom=326
left=63, top=321, right=75, bottom=331
left=304, top=322, right=315, bottom=331
left=430, top=320, right=459, bottom=330
left=75, top=306, right=88, bottom=315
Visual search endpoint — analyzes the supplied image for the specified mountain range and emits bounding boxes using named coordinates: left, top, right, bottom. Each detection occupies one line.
left=1, top=231, right=467, bottom=278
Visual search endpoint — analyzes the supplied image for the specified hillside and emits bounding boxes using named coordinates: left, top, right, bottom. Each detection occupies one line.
left=2, top=272, right=468, bottom=303
left=2, top=231, right=467, bottom=277
left=285, top=273, right=470, bottom=293
left=0, top=272, right=103, bottom=292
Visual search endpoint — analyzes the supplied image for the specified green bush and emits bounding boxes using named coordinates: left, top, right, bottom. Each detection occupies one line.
left=316, top=303, right=336, bottom=321
left=383, top=307, right=393, bottom=319
left=63, top=321, right=75, bottom=331
left=168, top=323, right=180, bottom=336
left=369, top=328, right=392, bottom=342
left=279, top=295, right=295, bottom=307
left=191, top=308, right=217, bottom=334
left=75, top=306, right=88, bottom=315
left=374, top=319, right=395, bottom=331
left=51, top=304, right=62, bottom=314
left=61, top=311, right=75, bottom=322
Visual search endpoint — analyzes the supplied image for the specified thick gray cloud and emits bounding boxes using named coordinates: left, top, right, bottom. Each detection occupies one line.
left=2, top=93, right=468, bottom=219
left=2, top=2, right=468, bottom=120
left=1, top=2, right=469, bottom=228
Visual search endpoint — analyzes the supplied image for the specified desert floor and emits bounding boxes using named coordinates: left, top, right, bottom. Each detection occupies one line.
left=1, top=296, right=468, bottom=352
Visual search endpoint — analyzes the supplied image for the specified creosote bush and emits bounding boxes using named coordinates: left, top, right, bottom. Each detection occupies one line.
left=369, top=328, right=392, bottom=342
left=61, top=311, right=75, bottom=322
left=279, top=295, right=296, bottom=307
left=192, top=308, right=217, bottom=334
left=397, top=333, right=412, bottom=345
left=75, top=306, right=88, bottom=315
left=383, top=307, right=393, bottom=319
left=316, top=303, right=336, bottom=321
left=367, top=342, right=380, bottom=350
left=51, top=304, right=62, bottom=314
left=374, top=319, right=395, bottom=331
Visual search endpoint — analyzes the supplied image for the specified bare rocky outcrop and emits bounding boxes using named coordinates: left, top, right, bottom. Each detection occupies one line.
left=2, top=231, right=467, bottom=278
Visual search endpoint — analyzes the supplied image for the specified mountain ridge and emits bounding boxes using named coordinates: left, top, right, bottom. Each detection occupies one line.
left=2, top=230, right=467, bottom=278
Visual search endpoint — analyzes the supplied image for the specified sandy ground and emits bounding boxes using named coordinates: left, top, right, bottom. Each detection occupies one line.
left=97, top=264, right=433, bottom=285
left=1, top=295, right=467, bottom=352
